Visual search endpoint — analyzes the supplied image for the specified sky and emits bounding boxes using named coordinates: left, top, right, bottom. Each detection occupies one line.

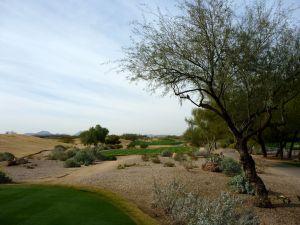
left=0, top=0, right=299, bottom=135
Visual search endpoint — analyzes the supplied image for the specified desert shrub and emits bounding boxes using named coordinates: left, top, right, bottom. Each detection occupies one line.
left=48, top=149, right=68, bottom=161
left=228, top=174, right=255, bottom=195
left=140, top=143, right=149, bottom=148
left=161, top=150, right=172, bottom=157
left=105, top=135, right=121, bottom=145
left=65, top=148, right=78, bottom=158
left=220, top=158, right=242, bottom=176
left=74, top=150, right=95, bottom=165
left=151, top=156, right=161, bottom=164
left=54, top=145, right=67, bottom=151
left=192, top=149, right=208, bottom=158
left=0, top=171, right=12, bottom=183
left=141, top=154, right=150, bottom=161
left=64, top=158, right=81, bottom=168
left=173, top=153, right=186, bottom=161
left=152, top=180, right=259, bottom=225
left=0, top=152, right=15, bottom=161
left=127, top=142, right=136, bottom=148
left=164, top=162, right=175, bottom=167
left=91, top=148, right=116, bottom=161
left=182, top=161, right=198, bottom=171
left=115, top=144, right=123, bottom=149
left=206, top=154, right=223, bottom=164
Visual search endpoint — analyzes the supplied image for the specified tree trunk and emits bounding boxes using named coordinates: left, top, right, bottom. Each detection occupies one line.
left=237, top=138, right=272, bottom=207
left=257, top=131, right=267, bottom=157
left=288, top=131, right=298, bottom=159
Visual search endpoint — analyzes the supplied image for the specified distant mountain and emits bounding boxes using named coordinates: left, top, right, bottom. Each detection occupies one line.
left=24, top=131, right=53, bottom=136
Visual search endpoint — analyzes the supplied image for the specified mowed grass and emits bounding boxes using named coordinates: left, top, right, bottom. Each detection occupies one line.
left=0, top=185, right=137, bottom=225
left=132, top=139, right=184, bottom=146
left=102, top=146, right=192, bottom=157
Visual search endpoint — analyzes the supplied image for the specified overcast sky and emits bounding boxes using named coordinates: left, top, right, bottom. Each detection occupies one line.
left=0, top=0, right=299, bottom=135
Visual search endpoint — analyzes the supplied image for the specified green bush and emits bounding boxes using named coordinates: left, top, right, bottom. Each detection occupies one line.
left=74, top=150, right=95, bottom=166
left=140, top=143, right=149, bottom=148
left=161, top=150, right=172, bottom=157
left=65, top=148, right=78, bottom=158
left=228, top=174, right=255, bottom=195
left=220, top=158, right=242, bottom=176
left=0, top=171, right=12, bottom=183
left=64, top=159, right=81, bottom=168
left=105, top=135, right=121, bottom=145
left=127, top=142, right=136, bottom=148
left=48, top=149, right=68, bottom=161
left=0, top=152, right=15, bottom=161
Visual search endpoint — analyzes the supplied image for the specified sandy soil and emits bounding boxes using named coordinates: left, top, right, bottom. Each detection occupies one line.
left=3, top=153, right=300, bottom=225
left=0, top=134, right=71, bottom=157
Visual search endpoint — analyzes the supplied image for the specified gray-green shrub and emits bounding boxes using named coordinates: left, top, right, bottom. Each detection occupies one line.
left=74, top=150, right=95, bottom=165
left=0, top=152, right=15, bottom=161
left=152, top=180, right=259, bottom=225
left=48, top=149, right=68, bottom=161
left=228, top=174, right=255, bottom=195
left=220, top=158, right=242, bottom=176
left=161, top=150, right=172, bottom=157
left=64, top=158, right=81, bottom=168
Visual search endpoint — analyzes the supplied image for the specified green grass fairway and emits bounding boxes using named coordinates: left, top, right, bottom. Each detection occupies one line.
left=0, top=185, right=136, bottom=225
left=102, top=146, right=192, bottom=157
left=132, top=139, right=184, bottom=146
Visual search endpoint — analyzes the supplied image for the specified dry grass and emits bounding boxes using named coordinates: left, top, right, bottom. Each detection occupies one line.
left=0, top=134, right=71, bottom=157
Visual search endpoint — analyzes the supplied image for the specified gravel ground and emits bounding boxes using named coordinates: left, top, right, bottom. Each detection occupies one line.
left=2, top=154, right=300, bottom=225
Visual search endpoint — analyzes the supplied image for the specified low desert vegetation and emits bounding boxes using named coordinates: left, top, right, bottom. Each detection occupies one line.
left=228, top=174, right=255, bottom=195
left=152, top=180, right=259, bottom=225
left=0, top=152, right=15, bottom=161
left=0, top=170, right=12, bottom=184
left=48, top=147, right=116, bottom=168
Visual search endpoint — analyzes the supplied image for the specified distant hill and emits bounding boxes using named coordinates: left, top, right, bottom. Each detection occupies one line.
left=25, top=131, right=53, bottom=136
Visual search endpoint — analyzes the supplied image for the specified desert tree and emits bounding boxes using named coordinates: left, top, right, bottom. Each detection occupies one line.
left=80, top=125, right=109, bottom=146
left=184, top=108, right=231, bottom=151
left=122, top=0, right=300, bottom=206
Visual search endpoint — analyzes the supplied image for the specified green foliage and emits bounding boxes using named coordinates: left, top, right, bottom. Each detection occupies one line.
left=0, top=171, right=12, bottom=183
left=228, top=175, right=255, bottom=195
left=127, top=141, right=136, bottom=148
left=105, top=135, right=121, bottom=145
left=220, top=158, right=242, bottom=176
left=121, top=133, right=145, bottom=141
left=140, top=143, right=149, bottom=148
left=65, top=148, right=78, bottom=158
left=184, top=109, right=231, bottom=149
left=64, top=158, right=81, bottom=168
left=103, top=146, right=192, bottom=157
left=161, top=150, right=172, bottom=157
left=0, top=152, right=15, bottom=161
left=152, top=180, right=259, bottom=225
left=74, top=150, right=95, bottom=165
left=48, top=149, right=68, bottom=161
left=133, top=139, right=183, bottom=146
left=80, top=124, right=109, bottom=146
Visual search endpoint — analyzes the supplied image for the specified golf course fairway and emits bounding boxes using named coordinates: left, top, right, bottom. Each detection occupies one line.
left=0, top=185, right=153, bottom=225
